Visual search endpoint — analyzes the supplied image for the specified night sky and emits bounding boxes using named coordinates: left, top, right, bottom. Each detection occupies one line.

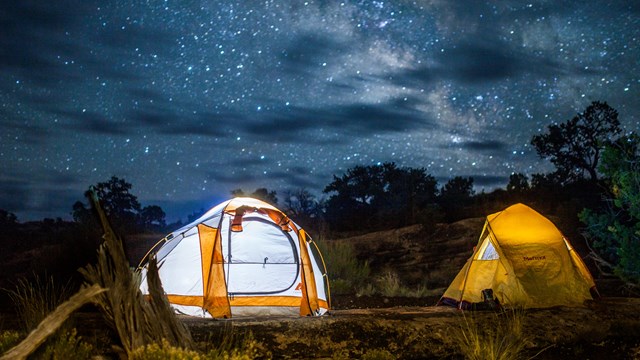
left=1, top=1, right=638, bottom=222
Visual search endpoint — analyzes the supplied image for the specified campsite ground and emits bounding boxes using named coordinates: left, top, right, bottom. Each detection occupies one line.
left=1, top=218, right=640, bottom=358
left=181, top=297, right=640, bottom=359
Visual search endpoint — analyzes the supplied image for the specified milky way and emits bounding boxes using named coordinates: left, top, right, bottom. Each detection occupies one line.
left=1, top=1, right=638, bottom=222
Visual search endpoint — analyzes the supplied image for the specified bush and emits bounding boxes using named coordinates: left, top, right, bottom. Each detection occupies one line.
left=315, top=239, right=370, bottom=295
left=579, top=134, right=640, bottom=287
left=40, top=328, right=94, bottom=360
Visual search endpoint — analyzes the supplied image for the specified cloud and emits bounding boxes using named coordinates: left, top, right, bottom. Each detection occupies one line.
left=55, top=109, right=131, bottom=135
left=0, top=169, right=83, bottom=221
left=130, top=106, right=238, bottom=137
left=457, top=140, right=508, bottom=152
left=280, top=33, right=348, bottom=75
left=0, top=120, right=49, bottom=145
left=470, top=175, right=509, bottom=188
left=242, top=97, right=438, bottom=142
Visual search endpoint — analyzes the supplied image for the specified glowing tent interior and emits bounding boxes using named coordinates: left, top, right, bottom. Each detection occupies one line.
left=138, top=197, right=330, bottom=318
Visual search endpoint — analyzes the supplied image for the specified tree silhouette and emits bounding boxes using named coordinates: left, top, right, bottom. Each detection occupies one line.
left=0, top=209, right=18, bottom=228
left=323, top=163, right=439, bottom=230
left=73, top=176, right=166, bottom=233
left=531, top=101, right=622, bottom=183
left=439, top=176, right=475, bottom=200
left=506, top=173, right=530, bottom=193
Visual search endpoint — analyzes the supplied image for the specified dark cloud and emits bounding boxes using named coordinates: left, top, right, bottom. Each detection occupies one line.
left=54, top=109, right=130, bottom=135
left=471, top=175, right=509, bottom=188
left=434, top=174, right=508, bottom=189
left=0, top=1, right=97, bottom=84
left=280, top=33, right=348, bottom=74
left=0, top=169, right=82, bottom=220
left=243, top=97, right=437, bottom=142
left=0, top=178, right=31, bottom=212
left=0, top=121, right=49, bottom=145
left=129, top=106, right=240, bottom=137
left=457, top=140, right=508, bottom=152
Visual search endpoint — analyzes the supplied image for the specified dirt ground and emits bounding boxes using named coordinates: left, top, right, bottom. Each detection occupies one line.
left=2, top=296, right=639, bottom=359
left=177, top=297, right=640, bottom=360
left=2, top=219, right=639, bottom=359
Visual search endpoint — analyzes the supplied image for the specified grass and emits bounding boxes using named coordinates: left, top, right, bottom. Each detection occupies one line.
left=453, top=308, right=543, bottom=360
left=4, top=274, right=73, bottom=332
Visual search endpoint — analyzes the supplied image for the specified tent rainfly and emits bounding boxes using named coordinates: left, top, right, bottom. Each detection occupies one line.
left=138, top=197, right=330, bottom=318
left=439, top=203, right=598, bottom=309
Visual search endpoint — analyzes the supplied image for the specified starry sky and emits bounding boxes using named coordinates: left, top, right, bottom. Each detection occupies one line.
left=1, top=1, right=638, bottom=222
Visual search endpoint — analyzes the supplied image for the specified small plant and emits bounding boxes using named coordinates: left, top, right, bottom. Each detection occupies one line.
left=375, top=271, right=434, bottom=298
left=130, top=339, right=203, bottom=360
left=40, top=328, right=94, bottom=360
left=131, top=332, right=264, bottom=360
left=0, top=331, right=21, bottom=354
left=361, top=348, right=397, bottom=360
left=203, top=330, right=264, bottom=360
left=5, top=275, right=72, bottom=332
left=454, top=308, right=533, bottom=360
left=376, top=271, right=402, bottom=297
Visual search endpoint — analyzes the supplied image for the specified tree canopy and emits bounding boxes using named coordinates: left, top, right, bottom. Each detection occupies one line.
left=531, top=101, right=622, bottom=183
left=323, top=163, right=438, bottom=230
left=73, top=176, right=166, bottom=233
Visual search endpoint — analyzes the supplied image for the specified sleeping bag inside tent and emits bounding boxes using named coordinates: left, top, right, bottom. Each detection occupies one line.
left=138, top=197, right=330, bottom=318
left=439, top=203, right=598, bottom=309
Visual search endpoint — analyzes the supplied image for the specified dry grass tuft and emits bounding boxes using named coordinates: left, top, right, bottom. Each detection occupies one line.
left=78, top=189, right=194, bottom=357
left=5, top=275, right=73, bottom=332
left=454, top=308, right=536, bottom=360
left=375, top=270, right=438, bottom=298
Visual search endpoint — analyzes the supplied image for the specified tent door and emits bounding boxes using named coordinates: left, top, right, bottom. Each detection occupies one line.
left=224, top=216, right=300, bottom=295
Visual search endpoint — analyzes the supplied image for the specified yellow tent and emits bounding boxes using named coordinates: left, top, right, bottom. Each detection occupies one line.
left=439, top=203, right=598, bottom=309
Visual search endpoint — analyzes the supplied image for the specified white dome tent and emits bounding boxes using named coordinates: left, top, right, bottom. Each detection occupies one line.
left=138, top=197, right=330, bottom=318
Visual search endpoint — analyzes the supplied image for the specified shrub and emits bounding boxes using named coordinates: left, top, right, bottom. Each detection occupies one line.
left=40, top=328, right=94, bottom=360
left=315, top=239, right=370, bottom=295
left=579, top=134, right=640, bottom=288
